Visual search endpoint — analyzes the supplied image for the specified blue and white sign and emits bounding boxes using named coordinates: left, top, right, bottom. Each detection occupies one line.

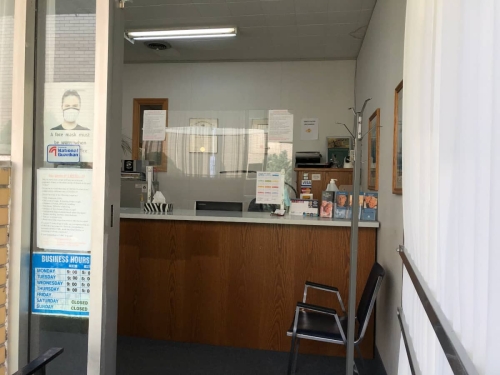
left=32, top=252, right=91, bottom=317
left=46, top=144, right=80, bottom=163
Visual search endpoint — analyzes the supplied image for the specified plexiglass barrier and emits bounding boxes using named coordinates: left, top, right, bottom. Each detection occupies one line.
left=124, top=110, right=295, bottom=210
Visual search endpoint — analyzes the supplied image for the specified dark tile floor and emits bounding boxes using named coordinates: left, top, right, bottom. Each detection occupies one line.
left=116, top=336, right=387, bottom=375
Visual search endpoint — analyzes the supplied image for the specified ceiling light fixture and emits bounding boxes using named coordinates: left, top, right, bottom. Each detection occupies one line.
left=126, top=27, right=237, bottom=41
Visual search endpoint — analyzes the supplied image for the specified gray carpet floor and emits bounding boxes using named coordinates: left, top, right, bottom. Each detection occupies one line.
left=116, top=336, right=387, bottom=375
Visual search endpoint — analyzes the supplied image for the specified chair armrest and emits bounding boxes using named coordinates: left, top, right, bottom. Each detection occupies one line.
left=302, top=281, right=346, bottom=314
left=305, top=281, right=338, bottom=293
left=297, top=302, right=337, bottom=316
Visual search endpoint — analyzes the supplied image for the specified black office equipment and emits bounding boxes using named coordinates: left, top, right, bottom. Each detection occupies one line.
left=195, top=201, right=243, bottom=212
left=295, top=151, right=322, bottom=166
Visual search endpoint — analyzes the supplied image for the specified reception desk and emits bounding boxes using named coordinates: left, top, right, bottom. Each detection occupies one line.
left=118, top=208, right=379, bottom=358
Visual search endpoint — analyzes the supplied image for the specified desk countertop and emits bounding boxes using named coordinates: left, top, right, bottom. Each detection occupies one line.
left=120, top=207, right=380, bottom=228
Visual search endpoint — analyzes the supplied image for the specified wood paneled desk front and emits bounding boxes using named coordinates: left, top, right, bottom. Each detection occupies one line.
left=118, top=208, right=378, bottom=358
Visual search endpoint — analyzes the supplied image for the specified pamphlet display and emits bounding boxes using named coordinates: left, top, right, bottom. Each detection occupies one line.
left=334, top=191, right=350, bottom=219
left=32, top=252, right=91, bottom=317
left=362, top=192, right=378, bottom=221
left=347, top=192, right=363, bottom=220
left=320, top=191, right=334, bottom=218
left=37, top=169, right=92, bottom=251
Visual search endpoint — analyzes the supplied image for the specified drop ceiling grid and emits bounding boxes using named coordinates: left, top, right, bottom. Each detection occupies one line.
left=124, top=0, right=376, bottom=62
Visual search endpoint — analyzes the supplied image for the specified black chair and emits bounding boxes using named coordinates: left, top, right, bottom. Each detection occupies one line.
left=286, top=262, right=385, bottom=375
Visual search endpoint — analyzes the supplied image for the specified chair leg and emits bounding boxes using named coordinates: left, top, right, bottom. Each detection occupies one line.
left=354, top=344, right=366, bottom=375
left=291, top=338, right=300, bottom=374
left=287, top=334, right=298, bottom=375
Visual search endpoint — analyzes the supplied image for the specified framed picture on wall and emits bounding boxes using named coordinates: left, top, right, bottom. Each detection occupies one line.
left=367, top=109, right=380, bottom=191
left=326, top=136, right=351, bottom=150
left=392, top=80, right=403, bottom=194
left=326, top=136, right=352, bottom=168
left=189, top=118, right=218, bottom=153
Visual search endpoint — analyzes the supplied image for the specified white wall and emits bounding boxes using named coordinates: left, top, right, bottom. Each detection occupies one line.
left=122, top=61, right=355, bottom=208
left=355, top=0, right=407, bottom=374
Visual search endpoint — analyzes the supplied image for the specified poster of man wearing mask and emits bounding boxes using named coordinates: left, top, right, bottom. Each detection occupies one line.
left=44, top=82, right=93, bottom=163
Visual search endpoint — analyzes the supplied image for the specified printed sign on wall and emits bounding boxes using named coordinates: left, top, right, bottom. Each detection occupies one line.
left=32, top=252, right=91, bottom=317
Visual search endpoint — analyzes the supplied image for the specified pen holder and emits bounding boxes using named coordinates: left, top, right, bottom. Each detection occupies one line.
left=144, top=203, right=173, bottom=213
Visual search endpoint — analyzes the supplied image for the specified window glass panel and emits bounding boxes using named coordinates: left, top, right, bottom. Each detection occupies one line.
left=30, top=0, right=96, bottom=373
left=0, top=0, right=14, bottom=154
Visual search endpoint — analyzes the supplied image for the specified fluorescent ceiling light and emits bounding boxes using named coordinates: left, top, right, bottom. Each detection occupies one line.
left=133, top=34, right=236, bottom=41
left=127, top=27, right=237, bottom=40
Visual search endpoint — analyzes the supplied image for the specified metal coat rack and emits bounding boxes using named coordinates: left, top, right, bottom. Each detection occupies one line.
left=345, top=98, right=371, bottom=375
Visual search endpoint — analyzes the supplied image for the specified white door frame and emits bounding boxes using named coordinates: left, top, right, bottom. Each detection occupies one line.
left=9, top=0, right=124, bottom=373
left=10, top=0, right=36, bottom=372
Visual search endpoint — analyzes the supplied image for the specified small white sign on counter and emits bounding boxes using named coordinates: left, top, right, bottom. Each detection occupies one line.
left=269, top=110, right=294, bottom=142
left=256, top=171, right=284, bottom=205
left=37, top=169, right=92, bottom=251
left=143, top=110, right=167, bottom=141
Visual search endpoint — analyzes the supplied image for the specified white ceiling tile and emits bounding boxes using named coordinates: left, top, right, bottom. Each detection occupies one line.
left=325, top=35, right=361, bottom=57
left=239, top=26, right=270, bottom=36
left=358, top=9, right=373, bottom=25
left=125, top=16, right=233, bottom=29
left=297, top=24, right=326, bottom=36
left=124, top=0, right=371, bottom=60
left=232, top=15, right=268, bottom=26
left=328, top=11, right=360, bottom=23
left=328, top=0, right=362, bottom=12
left=269, top=25, right=298, bottom=37
left=295, top=12, right=328, bottom=25
left=298, top=36, right=329, bottom=47
left=362, top=0, right=377, bottom=11
left=260, top=0, right=295, bottom=15
left=326, top=23, right=359, bottom=36
left=294, top=0, right=328, bottom=14
left=195, top=3, right=232, bottom=17
left=265, top=14, right=296, bottom=27
left=125, top=4, right=201, bottom=20
left=298, top=44, right=328, bottom=59
left=272, top=36, right=299, bottom=47
left=191, top=0, right=225, bottom=3
left=129, top=0, right=192, bottom=5
left=227, top=1, right=263, bottom=16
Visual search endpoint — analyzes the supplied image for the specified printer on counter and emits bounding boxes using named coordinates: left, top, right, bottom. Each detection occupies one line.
left=295, top=152, right=332, bottom=168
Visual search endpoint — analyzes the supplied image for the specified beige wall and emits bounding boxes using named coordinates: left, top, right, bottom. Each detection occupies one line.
left=355, top=0, right=407, bottom=374
left=121, top=61, right=356, bottom=208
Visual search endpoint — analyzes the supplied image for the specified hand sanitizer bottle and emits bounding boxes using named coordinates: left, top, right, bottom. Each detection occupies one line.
left=327, top=179, right=339, bottom=192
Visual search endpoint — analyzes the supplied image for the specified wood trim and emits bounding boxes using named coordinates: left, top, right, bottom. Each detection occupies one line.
left=368, top=108, right=380, bottom=191
left=392, top=80, right=403, bottom=195
left=132, top=98, right=169, bottom=172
